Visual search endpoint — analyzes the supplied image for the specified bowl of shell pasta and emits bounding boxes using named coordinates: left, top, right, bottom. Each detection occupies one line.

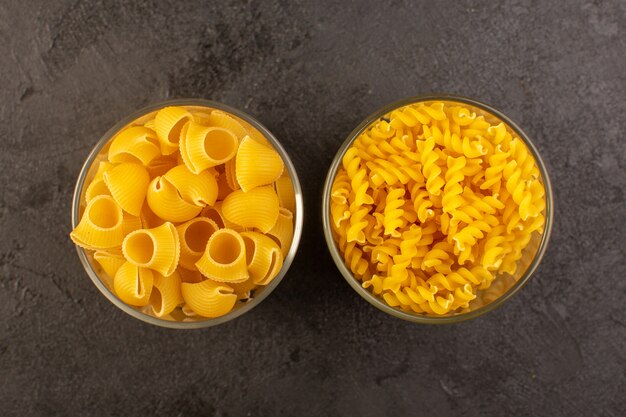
left=323, top=95, right=553, bottom=323
left=71, top=99, right=303, bottom=328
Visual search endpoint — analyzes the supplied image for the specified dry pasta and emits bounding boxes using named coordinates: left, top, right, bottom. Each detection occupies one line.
left=70, top=105, right=297, bottom=321
left=330, top=100, right=546, bottom=316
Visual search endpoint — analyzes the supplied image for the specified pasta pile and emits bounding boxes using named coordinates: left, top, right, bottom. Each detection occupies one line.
left=329, top=101, right=546, bottom=316
left=71, top=106, right=296, bottom=320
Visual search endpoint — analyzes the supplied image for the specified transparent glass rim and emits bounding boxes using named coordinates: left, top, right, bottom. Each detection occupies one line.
left=322, top=93, right=554, bottom=324
left=72, top=99, right=304, bottom=329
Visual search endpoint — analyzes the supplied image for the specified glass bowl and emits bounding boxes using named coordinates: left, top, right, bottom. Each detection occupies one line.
left=322, top=94, right=553, bottom=324
left=72, top=99, right=303, bottom=328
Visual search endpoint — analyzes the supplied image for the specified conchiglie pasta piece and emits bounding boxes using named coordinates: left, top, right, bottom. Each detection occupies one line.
left=241, top=231, right=283, bottom=285
left=181, top=279, right=237, bottom=318
left=150, top=270, right=184, bottom=317
left=178, top=267, right=204, bottom=283
left=114, top=261, right=154, bottom=306
left=70, top=195, right=124, bottom=249
left=267, top=208, right=294, bottom=257
left=154, top=106, right=192, bottom=155
left=207, top=110, right=248, bottom=139
left=201, top=202, right=245, bottom=232
left=228, top=277, right=258, bottom=299
left=235, top=136, right=284, bottom=192
left=85, top=177, right=111, bottom=203
left=192, top=111, right=211, bottom=126
left=184, top=122, right=239, bottom=172
left=108, top=126, right=160, bottom=166
left=122, top=222, right=180, bottom=277
left=92, top=161, right=115, bottom=180
left=140, top=203, right=165, bottom=229
left=274, top=175, right=296, bottom=213
left=176, top=217, right=220, bottom=270
left=163, top=165, right=218, bottom=206
left=146, top=154, right=178, bottom=178
left=143, top=118, right=155, bottom=131
left=122, top=212, right=143, bottom=237
left=222, top=186, right=280, bottom=233
left=146, top=176, right=202, bottom=223
left=216, top=173, right=235, bottom=200
left=224, top=159, right=240, bottom=191
left=103, top=163, right=150, bottom=216
left=195, top=229, right=249, bottom=283
left=94, top=249, right=126, bottom=278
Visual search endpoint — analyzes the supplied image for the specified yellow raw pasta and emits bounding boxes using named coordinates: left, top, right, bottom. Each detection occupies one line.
left=235, top=136, right=284, bottom=192
left=146, top=154, right=178, bottom=178
left=113, top=261, right=154, bottom=307
left=207, top=110, right=248, bottom=139
left=329, top=100, right=546, bottom=316
left=122, top=222, right=180, bottom=277
left=195, top=229, right=248, bottom=283
left=84, top=177, right=111, bottom=203
left=163, top=164, right=218, bottom=207
left=274, top=175, right=296, bottom=213
left=176, top=217, right=220, bottom=270
left=267, top=208, right=294, bottom=257
left=72, top=104, right=296, bottom=321
left=222, top=186, right=280, bottom=233
left=146, top=176, right=202, bottom=223
left=182, top=122, right=238, bottom=173
left=177, top=267, right=204, bottom=284
left=241, top=231, right=283, bottom=285
left=150, top=270, right=184, bottom=317
left=154, top=106, right=192, bottom=155
left=181, top=279, right=237, bottom=318
left=224, top=159, right=240, bottom=191
left=70, top=195, right=125, bottom=249
left=201, top=202, right=245, bottom=232
left=103, top=163, right=150, bottom=216
left=108, top=126, right=160, bottom=166
left=93, top=249, right=126, bottom=278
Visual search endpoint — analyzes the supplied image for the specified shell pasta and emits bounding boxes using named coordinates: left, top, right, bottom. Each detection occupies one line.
left=70, top=104, right=296, bottom=321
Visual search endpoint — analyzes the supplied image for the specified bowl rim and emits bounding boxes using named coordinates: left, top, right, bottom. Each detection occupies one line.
left=321, top=93, right=553, bottom=324
left=72, top=98, right=304, bottom=329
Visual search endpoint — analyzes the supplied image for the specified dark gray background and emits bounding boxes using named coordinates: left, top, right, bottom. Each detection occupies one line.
left=1, top=0, right=625, bottom=416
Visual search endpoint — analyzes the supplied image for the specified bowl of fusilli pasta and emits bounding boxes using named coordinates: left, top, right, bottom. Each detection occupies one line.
left=323, top=95, right=552, bottom=323
left=71, top=99, right=303, bottom=328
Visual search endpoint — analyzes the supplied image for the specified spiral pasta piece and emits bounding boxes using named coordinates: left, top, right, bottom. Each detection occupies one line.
left=122, top=222, right=180, bottom=277
left=181, top=279, right=237, bottom=318
left=176, top=217, right=219, bottom=270
left=222, top=186, right=280, bottom=233
left=155, top=106, right=192, bottom=155
left=113, top=261, right=154, bottom=307
left=236, top=136, right=284, bottom=192
left=70, top=195, right=125, bottom=249
left=103, top=163, right=150, bottom=216
left=195, top=229, right=249, bottom=283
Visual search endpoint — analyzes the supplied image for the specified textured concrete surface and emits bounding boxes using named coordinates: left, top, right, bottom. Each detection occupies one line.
left=1, top=0, right=625, bottom=416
